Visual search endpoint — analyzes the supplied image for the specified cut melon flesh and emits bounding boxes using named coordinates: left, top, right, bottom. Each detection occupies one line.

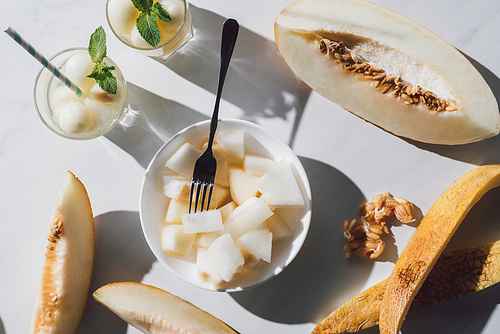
left=93, top=282, right=238, bottom=334
left=275, top=0, right=499, bottom=144
left=29, top=171, right=94, bottom=334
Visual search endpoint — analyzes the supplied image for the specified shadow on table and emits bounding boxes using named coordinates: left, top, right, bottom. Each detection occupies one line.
left=0, top=317, right=4, bottom=334
left=76, top=211, right=156, bottom=334
left=230, top=157, right=373, bottom=325
left=105, top=82, right=209, bottom=169
left=159, top=5, right=311, bottom=147
left=105, top=6, right=312, bottom=166
left=403, top=53, right=500, bottom=166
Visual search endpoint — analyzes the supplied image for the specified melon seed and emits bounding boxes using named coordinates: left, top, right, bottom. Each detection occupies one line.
left=319, top=38, right=456, bottom=112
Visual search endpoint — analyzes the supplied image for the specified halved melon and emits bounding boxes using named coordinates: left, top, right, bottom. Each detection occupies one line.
left=29, top=171, right=94, bottom=334
left=93, top=282, right=238, bottom=333
left=275, top=0, right=499, bottom=144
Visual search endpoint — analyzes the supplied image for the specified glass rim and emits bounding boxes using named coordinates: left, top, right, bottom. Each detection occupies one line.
left=106, top=0, right=189, bottom=51
left=33, top=47, right=129, bottom=140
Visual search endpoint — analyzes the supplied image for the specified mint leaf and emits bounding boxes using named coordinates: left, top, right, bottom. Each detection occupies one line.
left=131, top=0, right=152, bottom=12
left=153, top=2, right=171, bottom=22
left=136, top=11, right=161, bottom=47
left=131, top=0, right=171, bottom=47
left=88, top=63, right=117, bottom=95
left=88, top=26, right=107, bottom=63
left=87, top=26, right=117, bottom=94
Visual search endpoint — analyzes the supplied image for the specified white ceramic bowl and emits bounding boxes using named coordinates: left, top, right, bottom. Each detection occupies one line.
left=140, top=119, right=312, bottom=292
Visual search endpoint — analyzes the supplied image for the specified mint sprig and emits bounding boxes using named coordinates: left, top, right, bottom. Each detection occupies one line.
left=131, top=0, right=171, bottom=47
left=87, top=26, right=117, bottom=95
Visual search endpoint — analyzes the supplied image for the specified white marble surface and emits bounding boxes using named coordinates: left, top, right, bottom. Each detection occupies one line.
left=1, top=0, right=500, bottom=333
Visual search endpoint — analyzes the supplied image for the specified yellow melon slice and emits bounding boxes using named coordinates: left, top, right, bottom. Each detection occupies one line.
left=313, top=239, right=500, bottom=333
left=274, top=0, right=499, bottom=144
left=379, top=164, right=500, bottom=334
left=29, top=171, right=94, bottom=334
left=93, top=282, right=238, bottom=333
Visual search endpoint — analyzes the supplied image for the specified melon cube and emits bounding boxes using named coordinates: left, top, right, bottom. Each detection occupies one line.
left=228, top=167, right=259, bottom=205
left=203, top=234, right=244, bottom=282
left=202, top=142, right=229, bottom=187
left=238, top=247, right=262, bottom=271
left=196, top=247, right=225, bottom=289
left=165, top=142, right=201, bottom=179
left=164, top=199, right=189, bottom=224
left=255, top=159, right=305, bottom=207
left=221, top=196, right=273, bottom=240
left=182, top=210, right=223, bottom=234
left=244, top=154, right=276, bottom=176
left=187, top=184, right=230, bottom=210
left=160, top=173, right=190, bottom=201
left=194, top=232, right=220, bottom=249
left=213, top=144, right=229, bottom=187
left=265, top=210, right=293, bottom=241
left=215, top=129, right=245, bottom=160
left=159, top=225, right=196, bottom=257
left=207, top=184, right=231, bottom=209
left=219, top=201, right=237, bottom=222
left=236, top=223, right=272, bottom=263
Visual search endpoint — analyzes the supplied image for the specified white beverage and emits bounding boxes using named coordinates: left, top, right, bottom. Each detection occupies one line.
left=34, top=48, right=128, bottom=140
left=106, top=0, right=193, bottom=59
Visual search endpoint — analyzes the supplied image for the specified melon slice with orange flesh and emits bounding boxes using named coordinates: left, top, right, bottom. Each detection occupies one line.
left=29, top=171, right=94, bottom=334
left=93, top=282, right=238, bottom=333
left=274, top=0, right=499, bottom=144
left=313, top=239, right=500, bottom=333
left=380, top=164, right=500, bottom=334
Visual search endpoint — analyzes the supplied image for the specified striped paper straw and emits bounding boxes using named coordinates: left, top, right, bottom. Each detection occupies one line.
left=2, top=23, right=83, bottom=97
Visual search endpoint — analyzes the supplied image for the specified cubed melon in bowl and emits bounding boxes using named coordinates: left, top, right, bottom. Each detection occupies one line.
left=140, top=119, right=311, bottom=292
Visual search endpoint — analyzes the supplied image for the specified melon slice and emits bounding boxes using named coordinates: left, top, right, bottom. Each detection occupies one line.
left=221, top=196, right=274, bottom=240
left=256, top=159, right=305, bottom=208
left=215, top=128, right=245, bottom=160
left=93, top=282, right=237, bottom=333
left=313, top=239, right=500, bottom=333
left=29, top=171, right=94, bottom=334
left=244, top=154, right=276, bottom=176
left=380, top=164, right=500, bottom=334
left=164, top=199, right=189, bottom=224
left=158, top=224, right=196, bottom=256
left=182, top=210, right=224, bottom=234
left=274, top=0, right=499, bottom=144
left=164, top=142, right=201, bottom=179
left=196, top=247, right=225, bottom=289
left=236, top=223, right=273, bottom=263
left=228, top=166, right=259, bottom=205
left=265, top=210, right=293, bottom=241
left=203, top=233, right=245, bottom=282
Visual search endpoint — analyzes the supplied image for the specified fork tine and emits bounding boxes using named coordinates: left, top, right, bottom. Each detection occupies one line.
left=189, top=182, right=196, bottom=213
left=205, top=184, right=214, bottom=211
left=194, top=182, right=202, bottom=213
left=200, top=183, right=209, bottom=212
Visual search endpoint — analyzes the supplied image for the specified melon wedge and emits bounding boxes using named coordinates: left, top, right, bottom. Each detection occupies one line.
left=380, top=164, right=500, bottom=334
left=274, top=0, right=499, bottom=144
left=93, top=282, right=238, bottom=333
left=29, top=171, right=94, bottom=334
left=313, top=239, right=500, bottom=333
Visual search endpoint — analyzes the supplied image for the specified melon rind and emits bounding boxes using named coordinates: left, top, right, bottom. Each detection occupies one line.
left=380, top=164, right=500, bottom=333
left=274, top=0, right=499, bottom=144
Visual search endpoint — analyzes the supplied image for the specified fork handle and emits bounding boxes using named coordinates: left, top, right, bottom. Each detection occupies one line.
left=207, top=18, right=239, bottom=149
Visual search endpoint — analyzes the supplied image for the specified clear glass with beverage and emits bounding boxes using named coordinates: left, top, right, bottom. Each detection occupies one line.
left=106, top=0, right=193, bottom=59
left=34, top=47, right=129, bottom=140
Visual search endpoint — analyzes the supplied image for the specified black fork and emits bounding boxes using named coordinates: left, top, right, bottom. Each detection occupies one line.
left=188, top=18, right=239, bottom=213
